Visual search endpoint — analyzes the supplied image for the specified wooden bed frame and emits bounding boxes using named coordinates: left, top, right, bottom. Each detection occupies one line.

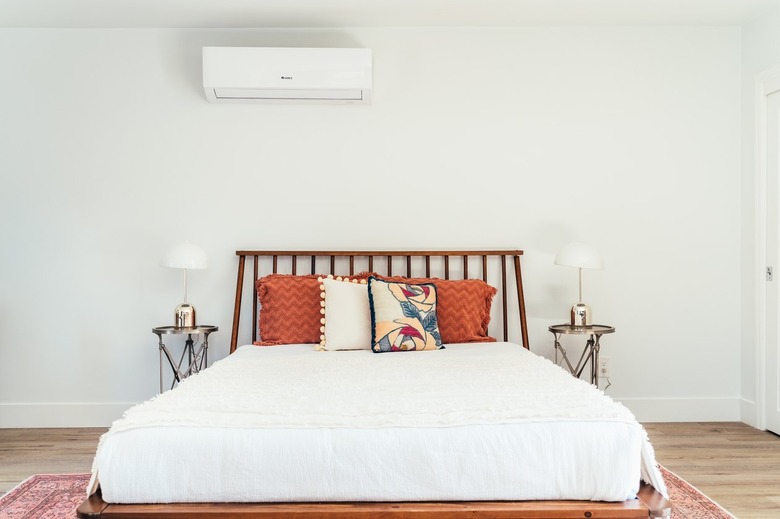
left=78, top=249, right=671, bottom=519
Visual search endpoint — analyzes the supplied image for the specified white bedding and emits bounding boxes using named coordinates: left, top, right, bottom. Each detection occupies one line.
left=91, top=342, right=666, bottom=503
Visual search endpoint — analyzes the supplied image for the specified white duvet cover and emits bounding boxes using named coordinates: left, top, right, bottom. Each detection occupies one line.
left=91, top=342, right=666, bottom=503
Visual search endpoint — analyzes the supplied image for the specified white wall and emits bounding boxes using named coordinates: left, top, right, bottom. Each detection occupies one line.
left=0, top=26, right=742, bottom=426
left=740, top=4, right=780, bottom=427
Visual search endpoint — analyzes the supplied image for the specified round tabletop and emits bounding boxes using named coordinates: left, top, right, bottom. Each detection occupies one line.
left=152, top=325, right=219, bottom=335
left=548, top=324, right=615, bottom=335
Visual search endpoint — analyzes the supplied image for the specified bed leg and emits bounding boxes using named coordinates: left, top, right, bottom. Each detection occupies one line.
left=637, top=483, right=672, bottom=518
left=77, top=490, right=108, bottom=518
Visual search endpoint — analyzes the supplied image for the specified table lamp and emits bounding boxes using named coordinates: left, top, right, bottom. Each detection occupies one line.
left=160, top=242, right=208, bottom=328
left=554, top=241, right=603, bottom=326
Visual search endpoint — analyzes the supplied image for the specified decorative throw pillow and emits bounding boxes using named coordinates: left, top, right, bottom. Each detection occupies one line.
left=256, top=273, right=373, bottom=345
left=368, top=277, right=443, bottom=353
left=376, top=275, right=497, bottom=344
left=318, top=276, right=371, bottom=351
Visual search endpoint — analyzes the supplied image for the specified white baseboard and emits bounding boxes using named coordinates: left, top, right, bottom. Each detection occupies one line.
left=0, top=398, right=744, bottom=428
left=739, top=398, right=759, bottom=428
left=617, top=397, right=740, bottom=422
left=0, top=403, right=136, bottom=428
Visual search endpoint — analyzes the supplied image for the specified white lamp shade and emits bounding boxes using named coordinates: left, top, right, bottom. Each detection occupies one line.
left=160, top=242, right=208, bottom=270
left=554, top=241, right=604, bottom=270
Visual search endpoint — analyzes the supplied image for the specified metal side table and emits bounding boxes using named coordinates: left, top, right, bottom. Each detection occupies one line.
left=153, top=325, right=218, bottom=392
left=548, top=324, right=614, bottom=386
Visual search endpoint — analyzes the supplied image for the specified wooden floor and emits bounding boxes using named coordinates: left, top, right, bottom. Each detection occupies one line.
left=1, top=423, right=779, bottom=518
left=644, top=422, right=780, bottom=518
left=0, top=428, right=105, bottom=494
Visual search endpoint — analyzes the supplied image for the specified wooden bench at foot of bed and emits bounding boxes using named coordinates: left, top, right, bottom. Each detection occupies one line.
left=78, top=483, right=671, bottom=518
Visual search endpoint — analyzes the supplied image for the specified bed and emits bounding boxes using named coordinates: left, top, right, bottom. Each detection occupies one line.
left=78, top=249, right=671, bottom=518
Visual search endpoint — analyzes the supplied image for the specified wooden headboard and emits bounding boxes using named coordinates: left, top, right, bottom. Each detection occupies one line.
left=230, top=250, right=528, bottom=353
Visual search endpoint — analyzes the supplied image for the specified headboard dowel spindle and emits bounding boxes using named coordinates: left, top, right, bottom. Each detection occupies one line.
left=501, top=255, right=508, bottom=342
left=514, top=254, right=529, bottom=350
left=231, top=255, right=246, bottom=353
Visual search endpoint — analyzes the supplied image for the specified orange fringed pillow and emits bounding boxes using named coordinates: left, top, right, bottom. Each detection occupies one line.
left=376, top=275, right=497, bottom=344
left=256, top=273, right=374, bottom=346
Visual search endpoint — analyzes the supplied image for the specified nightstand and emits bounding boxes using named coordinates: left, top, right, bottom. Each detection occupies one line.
left=152, top=325, right=218, bottom=392
left=548, top=324, right=614, bottom=386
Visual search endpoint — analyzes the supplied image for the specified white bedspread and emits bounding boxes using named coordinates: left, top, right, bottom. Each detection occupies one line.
left=91, top=342, right=666, bottom=503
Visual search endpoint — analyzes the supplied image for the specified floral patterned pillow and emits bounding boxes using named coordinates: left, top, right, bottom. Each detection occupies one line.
left=367, top=277, right=444, bottom=353
left=376, top=275, right=497, bottom=344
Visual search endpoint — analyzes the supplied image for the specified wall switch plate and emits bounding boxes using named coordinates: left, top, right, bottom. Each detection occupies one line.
left=599, top=357, right=610, bottom=378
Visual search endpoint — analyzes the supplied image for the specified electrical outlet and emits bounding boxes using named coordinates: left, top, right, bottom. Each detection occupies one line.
left=599, top=357, right=611, bottom=378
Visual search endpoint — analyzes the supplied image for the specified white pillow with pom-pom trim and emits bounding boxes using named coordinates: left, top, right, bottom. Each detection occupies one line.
left=318, top=276, right=371, bottom=351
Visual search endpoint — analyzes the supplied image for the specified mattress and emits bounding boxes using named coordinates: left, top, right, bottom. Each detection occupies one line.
left=91, top=342, right=665, bottom=503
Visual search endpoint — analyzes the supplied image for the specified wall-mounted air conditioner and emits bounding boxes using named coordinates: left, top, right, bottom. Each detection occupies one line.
left=203, top=47, right=372, bottom=104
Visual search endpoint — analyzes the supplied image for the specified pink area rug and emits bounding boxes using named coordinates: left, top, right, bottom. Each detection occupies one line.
left=0, top=474, right=90, bottom=518
left=659, top=466, right=735, bottom=518
left=0, top=469, right=734, bottom=518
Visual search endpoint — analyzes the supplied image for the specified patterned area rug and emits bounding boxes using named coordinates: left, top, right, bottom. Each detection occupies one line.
left=659, top=466, right=735, bottom=518
left=0, top=474, right=91, bottom=518
left=0, top=469, right=734, bottom=518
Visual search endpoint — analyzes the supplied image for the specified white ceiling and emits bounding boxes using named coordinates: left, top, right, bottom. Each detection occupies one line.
left=0, top=0, right=778, bottom=28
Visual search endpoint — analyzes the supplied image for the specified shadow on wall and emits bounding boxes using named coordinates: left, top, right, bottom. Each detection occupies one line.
left=526, top=220, right=589, bottom=321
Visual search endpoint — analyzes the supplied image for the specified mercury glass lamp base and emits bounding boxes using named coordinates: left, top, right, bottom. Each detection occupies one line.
left=570, top=303, right=592, bottom=326
left=175, top=303, right=196, bottom=328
